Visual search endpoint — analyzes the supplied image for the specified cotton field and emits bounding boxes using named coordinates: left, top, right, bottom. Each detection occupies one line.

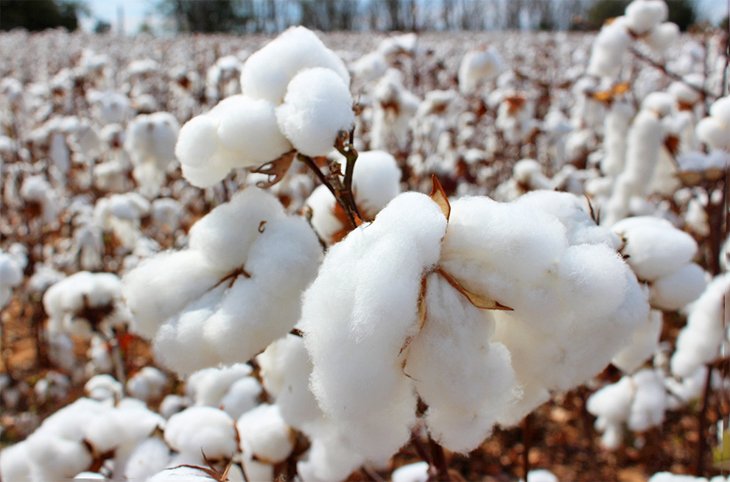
left=0, top=1, right=729, bottom=481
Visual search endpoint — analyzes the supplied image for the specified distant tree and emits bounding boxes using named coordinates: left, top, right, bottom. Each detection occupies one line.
left=157, top=0, right=249, bottom=33
left=586, top=0, right=630, bottom=29
left=665, top=0, right=695, bottom=31
left=0, top=0, right=85, bottom=31
left=93, top=19, right=112, bottom=34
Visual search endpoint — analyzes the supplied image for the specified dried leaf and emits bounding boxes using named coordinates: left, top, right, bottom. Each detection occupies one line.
left=399, top=275, right=429, bottom=359
left=436, top=267, right=512, bottom=311
left=612, top=82, right=630, bottom=95
left=330, top=202, right=363, bottom=243
left=505, top=95, right=526, bottom=115
left=590, top=90, right=613, bottom=105
left=664, top=135, right=680, bottom=156
left=430, top=175, right=451, bottom=221
left=249, top=150, right=296, bottom=188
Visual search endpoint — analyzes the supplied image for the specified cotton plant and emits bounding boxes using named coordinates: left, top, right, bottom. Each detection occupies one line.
left=369, top=69, right=420, bottom=152
left=122, top=188, right=321, bottom=375
left=0, top=248, right=24, bottom=309
left=176, top=27, right=354, bottom=188
left=302, top=187, right=647, bottom=464
left=124, top=112, right=180, bottom=198
left=186, top=364, right=262, bottom=419
left=458, top=46, right=505, bottom=95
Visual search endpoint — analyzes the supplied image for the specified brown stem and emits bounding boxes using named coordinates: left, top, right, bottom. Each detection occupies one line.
left=102, top=328, right=127, bottom=391
left=427, top=436, right=451, bottom=482
left=629, top=47, right=716, bottom=100
left=522, top=413, right=532, bottom=481
left=696, top=365, right=714, bottom=476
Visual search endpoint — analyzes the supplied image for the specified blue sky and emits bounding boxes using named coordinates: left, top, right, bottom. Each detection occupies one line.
left=82, top=0, right=728, bottom=35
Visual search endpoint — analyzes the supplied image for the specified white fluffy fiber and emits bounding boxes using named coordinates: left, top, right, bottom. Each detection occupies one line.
left=276, top=67, right=354, bottom=157
left=458, top=46, right=505, bottom=95
left=240, top=26, right=350, bottom=104
left=236, top=403, right=294, bottom=464
left=587, top=21, right=631, bottom=78
left=303, top=188, right=645, bottom=458
left=697, top=96, right=730, bottom=151
left=122, top=188, right=321, bottom=375
left=612, top=309, right=662, bottom=373
left=0, top=249, right=23, bottom=309
left=302, top=192, right=448, bottom=461
left=671, top=273, right=730, bottom=378
left=625, top=0, right=668, bottom=34
left=165, top=406, right=237, bottom=461
left=187, top=364, right=261, bottom=419
left=176, top=95, right=291, bottom=187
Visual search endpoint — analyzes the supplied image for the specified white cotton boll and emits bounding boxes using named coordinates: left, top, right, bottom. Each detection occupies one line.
left=257, top=335, right=321, bottom=431
left=127, top=366, right=168, bottom=402
left=613, top=310, right=662, bottom=373
left=348, top=150, right=402, bottom=220
left=74, top=471, right=106, bottom=481
left=405, top=274, right=516, bottom=453
left=187, top=364, right=253, bottom=408
left=665, top=366, right=707, bottom=409
left=26, top=433, right=93, bottom=479
left=305, top=185, right=342, bottom=243
left=671, top=274, right=730, bottom=378
left=0, top=442, right=31, bottom=481
left=147, top=466, right=217, bottom=481
left=627, top=369, right=667, bottom=432
left=587, top=376, right=634, bottom=433
left=165, top=406, right=237, bottom=460
left=122, top=250, right=225, bottom=339
left=392, top=461, right=429, bottom=482
left=237, top=404, right=294, bottom=463
left=643, top=92, right=675, bottom=117
left=296, top=427, right=365, bottom=482
left=124, top=437, right=171, bottom=481
left=588, top=23, right=631, bottom=78
left=527, top=469, right=560, bottom=482
left=646, top=22, right=679, bottom=52
left=125, top=112, right=179, bottom=166
left=458, top=47, right=505, bottom=95
left=302, top=192, right=448, bottom=461
left=188, top=187, right=281, bottom=271
left=276, top=67, right=354, bottom=157
left=220, top=377, right=262, bottom=419
left=696, top=117, right=730, bottom=151
left=613, top=217, right=697, bottom=280
left=240, top=26, right=349, bottom=104
left=85, top=374, right=123, bottom=402
left=625, top=0, right=668, bottom=34
left=650, top=263, right=706, bottom=310
left=159, top=394, right=190, bottom=419
left=175, top=115, right=235, bottom=188
left=710, top=96, right=730, bottom=124
left=201, top=206, right=322, bottom=366
left=351, top=51, right=388, bottom=82
left=215, top=95, right=291, bottom=163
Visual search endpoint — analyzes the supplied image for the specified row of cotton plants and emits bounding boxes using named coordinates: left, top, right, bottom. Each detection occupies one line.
left=1, top=1, right=729, bottom=480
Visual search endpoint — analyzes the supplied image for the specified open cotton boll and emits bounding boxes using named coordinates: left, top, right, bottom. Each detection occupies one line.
left=587, top=23, right=631, bottom=78
left=240, top=26, right=349, bottom=104
left=392, top=461, right=429, bottom=482
left=650, top=263, right=706, bottom=311
left=305, top=184, right=343, bottom=244
left=126, top=366, right=168, bottom=402
left=710, top=96, right=730, bottom=124
left=627, top=369, right=667, bottom=431
left=125, top=112, right=179, bottom=166
left=696, top=117, right=730, bottom=151
left=527, top=469, right=560, bottom=482
left=85, top=374, right=123, bottom=402
left=220, top=377, right=262, bottom=419
left=612, top=310, right=662, bottom=373
left=612, top=217, right=697, bottom=281
left=302, top=192, right=448, bottom=461
left=122, top=250, right=225, bottom=339
left=0, top=441, right=31, bottom=481
left=187, top=364, right=253, bottom=407
left=276, top=67, right=354, bottom=157
left=671, top=274, right=730, bottom=378
left=348, top=150, right=402, bottom=220
left=164, top=406, right=237, bottom=461
left=646, top=22, right=679, bottom=51
left=147, top=466, right=218, bottom=481
left=237, top=404, right=294, bottom=464
left=625, top=0, right=668, bottom=34
left=405, top=273, right=516, bottom=453
left=458, top=46, right=505, bottom=95
left=124, top=437, right=171, bottom=481
left=587, top=376, right=634, bottom=448
left=175, top=114, right=237, bottom=188
left=25, top=434, right=93, bottom=480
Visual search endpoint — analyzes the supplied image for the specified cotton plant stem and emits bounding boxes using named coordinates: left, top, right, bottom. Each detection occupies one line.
left=523, top=413, right=532, bottom=480
left=696, top=364, right=715, bottom=476
left=629, top=47, right=716, bottom=100
left=428, top=435, right=452, bottom=482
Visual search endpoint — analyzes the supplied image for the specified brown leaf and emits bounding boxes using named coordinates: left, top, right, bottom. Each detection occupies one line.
left=330, top=202, right=364, bottom=244
left=612, top=82, right=630, bottom=95
left=436, top=267, right=512, bottom=311
left=399, top=275, right=429, bottom=359
left=664, top=135, right=680, bottom=156
left=430, top=175, right=451, bottom=221
left=249, top=150, right=296, bottom=188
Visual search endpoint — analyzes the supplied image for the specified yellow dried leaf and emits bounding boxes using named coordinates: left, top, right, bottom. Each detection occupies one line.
left=430, top=175, right=451, bottom=221
left=436, top=267, right=512, bottom=311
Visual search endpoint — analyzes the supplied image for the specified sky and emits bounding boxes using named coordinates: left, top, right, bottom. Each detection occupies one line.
left=82, top=0, right=729, bottom=35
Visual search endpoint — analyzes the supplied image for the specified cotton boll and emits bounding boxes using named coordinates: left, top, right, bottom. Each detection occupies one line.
left=646, top=22, right=679, bottom=52
left=305, top=185, right=343, bottom=243
left=527, top=469, right=560, bottom=482
left=296, top=426, right=365, bottom=482
left=613, top=310, right=662, bottom=373
left=122, top=250, right=225, bottom=339
left=625, top=0, right=668, bottom=34
left=25, top=433, right=93, bottom=480
left=405, top=274, right=516, bottom=453
left=175, top=114, right=237, bottom=188
left=126, top=366, right=168, bottom=403
left=240, top=26, right=349, bottom=104
left=302, top=192, right=448, bottom=461
left=215, top=95, right=291, bottom=163
left=165, top=406, right=237, bottom=461
left=276, top=67, right=354, bottom=156
left=348, top=150, right=402, bottom=220
left=613, top=217, right=697, bottom=281
left=458, top=47, right=505, bottom=95
left=392, top=462, right=429, bottom=482
left=237, top=404, right=294, bottom=463
left=696, top=117, right=730, bottom=151
left=588, top=23, right=631, bottom=78
left=187, top=364, right=253, bottom=408
left=710, top=96, right=730, bottom=124
left=124, top=437, right=171, bottom=481
left=587, top=376, right=634, bottom=448
left=85, top=374, right=123, bottom=402
left=220, top=377, right=262, bottom=419
left=147, top=466, right=218, bottom=481
left=627, top=369, right=667, bottom=432
left=0, top=441, right=31, bottom=481
left=650, top=263, right=706, bottom=310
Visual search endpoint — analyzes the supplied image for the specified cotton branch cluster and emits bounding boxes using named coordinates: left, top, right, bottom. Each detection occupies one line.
left=122, top=188, right=321, bottom=375
left=175, top=27, right=354, bottom=188
left=302, top=187, right=647, bottom=464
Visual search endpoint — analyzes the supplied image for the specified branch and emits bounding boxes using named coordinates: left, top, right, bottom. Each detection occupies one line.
left=629, top=46, right=716, bottom=100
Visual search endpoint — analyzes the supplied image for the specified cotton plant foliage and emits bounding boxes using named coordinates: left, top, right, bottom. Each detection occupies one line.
left=302, top=187, right=647, bottom=460
left=122, top=187, right=322, bottom=375
left=176, top=27, right=354, bottom=187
